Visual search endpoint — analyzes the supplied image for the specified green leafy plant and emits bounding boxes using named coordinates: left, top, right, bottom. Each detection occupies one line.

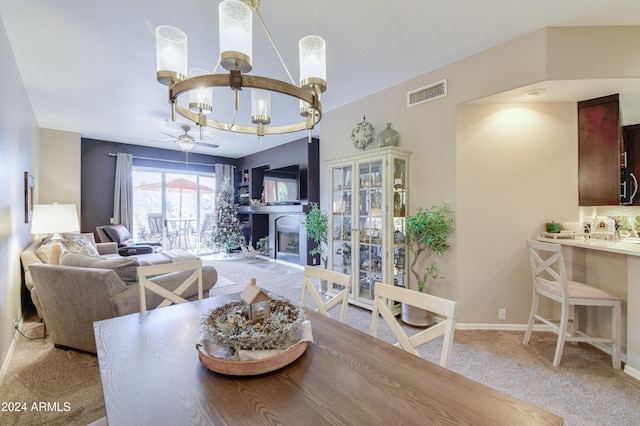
left=256, top=236, right=269, bottom=255
left=405, top=203, right=455, bottom=292
left=303, top=202, right=328, bottom=268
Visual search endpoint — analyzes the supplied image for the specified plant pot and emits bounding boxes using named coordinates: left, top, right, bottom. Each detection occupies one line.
left=401, top=303, right=434, bottom=327
left=319, top=279, right=329, bottom=294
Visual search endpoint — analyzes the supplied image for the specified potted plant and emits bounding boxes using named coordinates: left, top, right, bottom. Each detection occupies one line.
left=303, top=202, right=329, bottom=292
left=402, top=203, right=455, bottom=326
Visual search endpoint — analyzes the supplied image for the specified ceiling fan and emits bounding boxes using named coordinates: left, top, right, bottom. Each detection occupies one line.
left=155, top=125, right=219, bottom=151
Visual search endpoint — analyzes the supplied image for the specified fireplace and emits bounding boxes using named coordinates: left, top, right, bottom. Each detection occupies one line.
left=270, top=214, right=307, bottom=265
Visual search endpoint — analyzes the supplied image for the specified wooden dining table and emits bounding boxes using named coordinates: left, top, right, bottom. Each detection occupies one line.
left=94, top=294, right=563, bottom=425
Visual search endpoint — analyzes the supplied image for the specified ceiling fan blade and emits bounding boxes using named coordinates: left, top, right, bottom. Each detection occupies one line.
left=198, top=142, right=220, bottom=149
left=149, top=138, right=174, bottom=142
left=160, top=132, right=178, bottom=139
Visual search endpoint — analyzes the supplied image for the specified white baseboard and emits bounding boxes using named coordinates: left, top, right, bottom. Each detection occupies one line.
left=0, top=319, right=23, bottom=388
left=455, top=323, right=545, bottom=331
left=624, top=364, right=640, bottom=380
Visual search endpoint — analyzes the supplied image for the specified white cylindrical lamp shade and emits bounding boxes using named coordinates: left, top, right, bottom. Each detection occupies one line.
left=219, top=0, right=252, bottom=73
left=156, top=26, right=188, bottom=85
left=299, top=36, right=326, bottom=92
left=188, top=68, right=213, bottom=113
left=251, top=89, right=271, bottom=125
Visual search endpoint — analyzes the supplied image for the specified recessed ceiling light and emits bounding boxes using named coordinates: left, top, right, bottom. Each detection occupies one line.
left=523, top=88, right=546, bottom=97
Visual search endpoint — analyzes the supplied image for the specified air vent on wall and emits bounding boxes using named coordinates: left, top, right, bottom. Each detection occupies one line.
left=407, top=79, right=447, bottom=107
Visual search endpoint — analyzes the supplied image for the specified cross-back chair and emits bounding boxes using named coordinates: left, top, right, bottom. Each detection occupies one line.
left=300, top=266, right=352, bottom=323
left=137, top=260, right=203, bottom=312
left=524, top=239, right=622, bottom=369
left=370, top=282, right=458, bottom=368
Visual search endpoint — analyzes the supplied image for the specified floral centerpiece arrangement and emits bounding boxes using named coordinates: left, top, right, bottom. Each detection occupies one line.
left=201, top=296, right=306, bottom=352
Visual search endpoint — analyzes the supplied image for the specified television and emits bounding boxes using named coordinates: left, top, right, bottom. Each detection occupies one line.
left=263, top=165, right=300, bottom=205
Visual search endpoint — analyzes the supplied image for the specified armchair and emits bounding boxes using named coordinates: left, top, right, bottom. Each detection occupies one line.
left=96, top=224, right=162, bottom=256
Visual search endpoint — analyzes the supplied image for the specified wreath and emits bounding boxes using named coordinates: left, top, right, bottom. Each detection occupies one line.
left=200, top=296, right=305, bottom=351
left=351, top=116, right=375, bottom=150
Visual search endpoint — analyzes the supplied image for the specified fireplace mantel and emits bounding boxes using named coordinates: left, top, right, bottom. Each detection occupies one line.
left=237, top=205, right=306, bottom=214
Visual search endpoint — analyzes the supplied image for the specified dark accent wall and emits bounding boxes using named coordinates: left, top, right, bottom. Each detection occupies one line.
left=237, top=137, right=320, bottom=205
left=236, top=137, right=320, bottom=264
left=80, top=138, right=237, bottom=236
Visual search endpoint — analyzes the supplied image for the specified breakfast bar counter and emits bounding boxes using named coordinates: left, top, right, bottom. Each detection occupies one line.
left=538, top=236, right=640, bottom=379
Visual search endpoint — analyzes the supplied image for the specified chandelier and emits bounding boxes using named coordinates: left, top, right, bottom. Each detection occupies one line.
left=155, top=0, right=326, bottom=148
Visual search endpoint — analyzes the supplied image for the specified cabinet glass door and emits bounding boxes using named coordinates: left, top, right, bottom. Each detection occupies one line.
left=355, top=159, right=383, bottom=303
left=331, top=165, right=353, bottom=293
left=392, top=158, right=407, bottom=288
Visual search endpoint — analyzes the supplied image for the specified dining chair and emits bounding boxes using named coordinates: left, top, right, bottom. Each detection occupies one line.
left=524, top=239, right=622, bottom=369
left=370, top=282, right=457, bottom=368
left=300, top=266, right=352, bottom=323
left=147, top=213, right=177, bottom=249
left=137, top=260, right=203, bottom=312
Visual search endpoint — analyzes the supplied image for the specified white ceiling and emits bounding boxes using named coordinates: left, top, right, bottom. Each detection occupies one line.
left=1, top=0, right=640, bottom=158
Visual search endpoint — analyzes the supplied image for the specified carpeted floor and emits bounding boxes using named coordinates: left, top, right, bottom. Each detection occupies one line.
left=1, top=256, right=639, bottom=425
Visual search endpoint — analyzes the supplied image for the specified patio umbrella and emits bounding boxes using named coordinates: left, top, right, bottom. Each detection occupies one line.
left=136, top=177, right=215, bottom=225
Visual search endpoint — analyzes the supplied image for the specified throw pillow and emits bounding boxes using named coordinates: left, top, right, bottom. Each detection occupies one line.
left=61, top=234, right=100, bottom=257
left=60, top=252, right=140, bottom=283
left=35, top=239, right=68, bottom=263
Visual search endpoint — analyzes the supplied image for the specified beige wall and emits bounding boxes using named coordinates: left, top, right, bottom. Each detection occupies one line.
left=457, top=103, right=578, bottom=323
left=321, top=26, right=640, bottom=326
left=0, top=18, right=39, bottom=376
left=39, top=128, right=81, bottom=207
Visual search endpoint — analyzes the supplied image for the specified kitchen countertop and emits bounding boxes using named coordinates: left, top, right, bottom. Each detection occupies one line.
left=538, top=235, right=640, bottom=257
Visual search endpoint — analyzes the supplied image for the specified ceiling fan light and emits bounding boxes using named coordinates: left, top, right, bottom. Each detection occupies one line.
left=299, top=35, right=326, bottom=92
left=177, top=140, right=196, bottom=151
left=156, top=26, right=188, bottom=84
left=219, top=0, right=252, bottom=73
left=188, top=68, right=213, bottom=113
left=251, top=89, right=271, bottom=125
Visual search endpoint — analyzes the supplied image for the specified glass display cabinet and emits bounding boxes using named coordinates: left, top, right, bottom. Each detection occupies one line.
left=327, top=147, right=410, bottom=313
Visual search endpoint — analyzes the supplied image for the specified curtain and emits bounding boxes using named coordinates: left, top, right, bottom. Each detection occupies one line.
left=113, top=153, right=133, bottom=229
left=215, top=163, right=234, bottom=195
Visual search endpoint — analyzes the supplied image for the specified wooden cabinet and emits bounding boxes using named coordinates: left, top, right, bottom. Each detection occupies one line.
left=578, top=94, right=622, bottom=206
left=622, top=124, right=640, bottom=205
left=327, top=147, right=410, bottom=313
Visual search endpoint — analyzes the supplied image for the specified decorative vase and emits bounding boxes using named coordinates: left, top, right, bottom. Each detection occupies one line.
left=401, top=302, right=434, bottom=327
left=377, top=122, right=399, bottom=147
left=319, top=279, right=329, bottom=294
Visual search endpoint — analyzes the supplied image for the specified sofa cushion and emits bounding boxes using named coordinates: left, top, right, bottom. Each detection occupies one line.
left=60, top=252, right=140, bottom=283
left=61, top=234, right=101, bottom=257
left=36, top=239, right=68, bottom=263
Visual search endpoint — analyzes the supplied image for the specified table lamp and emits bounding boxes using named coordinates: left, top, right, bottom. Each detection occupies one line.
left=30, top=203, right=80, bottom=265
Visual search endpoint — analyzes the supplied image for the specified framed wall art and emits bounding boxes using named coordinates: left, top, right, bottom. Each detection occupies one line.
left=24, top=172, right=34, bottom=223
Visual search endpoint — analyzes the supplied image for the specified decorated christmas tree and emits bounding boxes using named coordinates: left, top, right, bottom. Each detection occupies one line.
left=210, top=177, right=245, bottom=253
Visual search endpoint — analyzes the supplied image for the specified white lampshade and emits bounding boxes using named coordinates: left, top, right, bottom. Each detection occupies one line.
left=251, top=89, right=271, bottom=124
left=156, top=26, right=188, bottom=81
left=219, top=0, right=252, bottom=73
left=299, top=36, right=326, bottom=90
left=188, top=68, right=213, bottom=113
left=31, top=204, right=80, bottom=235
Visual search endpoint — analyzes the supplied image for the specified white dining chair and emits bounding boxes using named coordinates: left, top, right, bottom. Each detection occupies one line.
left=137, top=260, right=203, bottom=312
left=300, top=266, right=352, bottom=323
left=524, top=239, right=622, bottom=369
left=370, top=282, right=458, bottom=368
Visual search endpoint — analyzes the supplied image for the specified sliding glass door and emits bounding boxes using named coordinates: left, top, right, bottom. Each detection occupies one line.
left=132, top=168, right=216, bottom=254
